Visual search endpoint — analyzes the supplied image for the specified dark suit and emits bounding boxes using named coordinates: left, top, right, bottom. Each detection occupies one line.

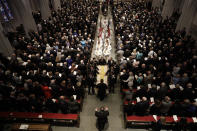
left=95, top=110, right=109, bottom=131
left=157, top=86, right=168, bottom=99
left=97, top=82, right=108, bottom=101
left=67, top=100, right=79, bottom=113
left=134, top=100, right=149, bottom=116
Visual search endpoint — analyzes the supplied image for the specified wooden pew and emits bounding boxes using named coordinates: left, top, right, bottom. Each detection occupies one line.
left=125, top=115, right=197, bottom=129
left=125, top=115, right=154, bottom=129
left=0, top=112, right=80, bottom=127
left=65, top=98, right=83, bottom=111
left=11, top=123, right=51, bottom=131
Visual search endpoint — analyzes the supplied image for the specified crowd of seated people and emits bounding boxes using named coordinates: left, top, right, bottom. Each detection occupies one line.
left=0, top=0, right=99, bottom=114
left=113, top=1, right=197, bottom=117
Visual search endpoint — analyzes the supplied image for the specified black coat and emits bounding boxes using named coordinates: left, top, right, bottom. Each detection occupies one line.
left=97, top=83, right=107, bottom=97
left=68, top=100, right=79, bottom=113
left=134, top=100, right=149, bottom=116
left=95, top=110, right=109, bottom=123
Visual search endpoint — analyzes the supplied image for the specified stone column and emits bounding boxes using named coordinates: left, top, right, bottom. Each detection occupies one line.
left=190, top=13, right=197, bottom=40
left=29, top=0, right=40, bottom=11
left=176, top=0, right=197, bottom=33
left=52, top=0, right=61, bottom=11
left=152, top=0, right=162, bottom=9
left=21, top=0, right=38, bottom=33
left=0, top=23, right=13, bottom=56
left=161, top=0, right=185, bottom=19
left=7, top=0, right=37, bottom=35
left=161, top=0, right=175, bottom=19
left=39, top=0, right=51, bottom=20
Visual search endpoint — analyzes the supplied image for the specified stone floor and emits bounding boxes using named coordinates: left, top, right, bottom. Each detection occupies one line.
left=91, top=3, right=117, bottom=61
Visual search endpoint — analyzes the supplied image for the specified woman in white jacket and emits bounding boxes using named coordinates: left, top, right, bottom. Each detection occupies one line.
left=124, top=72, right=134, bottom=89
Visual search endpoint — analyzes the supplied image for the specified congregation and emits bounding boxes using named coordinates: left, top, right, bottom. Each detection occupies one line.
left=113, top=1, right=197, bottom=117
left=0, top=0, right=196, bottom=130
left=0, top=0, right=100, bottom=114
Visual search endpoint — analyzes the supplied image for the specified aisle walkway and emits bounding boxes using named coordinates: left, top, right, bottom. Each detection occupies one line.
left=52, top=83, right=146, bottom=131
left=52, top=83, right=125, bottom=131
left=91, top=3, right=116, bottom=61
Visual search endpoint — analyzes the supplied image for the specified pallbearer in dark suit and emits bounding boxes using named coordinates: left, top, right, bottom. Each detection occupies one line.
left=96, top=79, right=108, bottom=101
left=95, top=106, right=109, bottom=131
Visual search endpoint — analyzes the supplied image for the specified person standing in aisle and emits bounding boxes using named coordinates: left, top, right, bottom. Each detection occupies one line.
left=95, top=106, right=109, bottom=131
left=96, top=79, right=108, bottom=101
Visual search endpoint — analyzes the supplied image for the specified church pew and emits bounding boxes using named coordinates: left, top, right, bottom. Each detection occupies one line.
left=65, top=98, right=83, bottom=111
left=11, top=123, right=51, bottom=131
left=124, top=100, right=154, bottom=105
left=122, top=88, right=137, bottom=93
left=125, top=115, right=196, bottom=129
left=0, top=112, right=80, bottom=127
left=125, top=115, right=154, bottom=129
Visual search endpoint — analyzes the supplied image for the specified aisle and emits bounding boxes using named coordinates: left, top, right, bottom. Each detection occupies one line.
left=52, top=83, right=146, bottom=131
left=91, top=3, right=116, bottom=61
left=78, top=82, right=125, bottom=131
left=52, top=83, right=124, bottom=131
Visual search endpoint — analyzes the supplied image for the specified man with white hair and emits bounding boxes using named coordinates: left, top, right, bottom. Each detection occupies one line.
left=134, top=96, right=149, bottom=116
left=158, top=82, right=168, bottom=99
left=148, top=48, right=157, bottom=58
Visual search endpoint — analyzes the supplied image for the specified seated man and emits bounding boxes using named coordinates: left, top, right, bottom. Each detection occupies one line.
left=160, top=96, right=172, bottom=116
left=67, top=96, right=80, bottom=114
left=58, top=96, right=68, bottom=114
left=134, top=97, right=149, bottom=116
left=151, top=116, right=166, bottom=131
left=95, top=106, right=109, bottom=131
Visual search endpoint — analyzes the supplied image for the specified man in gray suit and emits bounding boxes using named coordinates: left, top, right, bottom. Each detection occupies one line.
left=160, top=96, right=172, bottom=116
